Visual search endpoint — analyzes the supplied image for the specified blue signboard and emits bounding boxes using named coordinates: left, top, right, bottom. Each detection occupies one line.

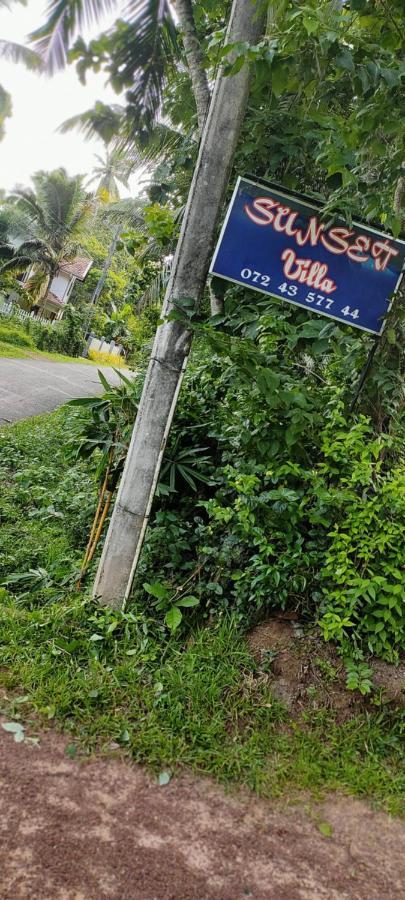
left=210, top=177, right=405, bottom=335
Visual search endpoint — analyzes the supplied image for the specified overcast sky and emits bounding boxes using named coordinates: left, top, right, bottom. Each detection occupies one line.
left=0, top=1, right=140, bottom=195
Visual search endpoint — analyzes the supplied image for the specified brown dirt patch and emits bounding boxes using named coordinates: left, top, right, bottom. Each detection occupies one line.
left=1, top=723, right=404, bottom=899
left=246, top=618, right=404, bottom=719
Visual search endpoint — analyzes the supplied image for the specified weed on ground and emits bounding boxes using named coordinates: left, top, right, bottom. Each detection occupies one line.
left=0, top=409, right=403, bottom=815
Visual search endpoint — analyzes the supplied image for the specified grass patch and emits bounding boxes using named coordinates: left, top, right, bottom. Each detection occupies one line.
left=0, top=341, right=128, bottom=365
left=0, top=408, right=403, bottom=816
left=0, top=599, right=403, bottom=815
left=0, top=340, right=98, bottom=364
left=0, top=340, right=32, bottom=359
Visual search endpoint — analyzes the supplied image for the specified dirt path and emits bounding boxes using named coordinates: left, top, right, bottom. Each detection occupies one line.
left=0, top=726, right=404, bottom=900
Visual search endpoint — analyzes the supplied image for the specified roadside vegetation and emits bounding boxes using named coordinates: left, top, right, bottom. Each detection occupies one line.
left=0, top=344, right=404, bottom=815
left=0, top=314, right=93, bottom=363
left=0, top=0, right=403, bottom=821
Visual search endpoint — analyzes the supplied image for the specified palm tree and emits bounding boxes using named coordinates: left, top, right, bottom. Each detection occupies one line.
left=85, top=146, right=133, bottom=314
left=0, top=168, right=92, bottom=310
left=87, top=145, right=132, bottom=202
left=29, top=0, right=210, bottom=138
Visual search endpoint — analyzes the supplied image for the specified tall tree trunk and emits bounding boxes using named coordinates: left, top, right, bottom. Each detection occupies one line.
left=93, top=0, right=265, bottom=608
left=209, top=275, right=227, bottom=316
left=175, top=0, right=211, bottom=135
left=90, top=224, right=121, bottom=309
left=83, top=224, right=121, bottom=341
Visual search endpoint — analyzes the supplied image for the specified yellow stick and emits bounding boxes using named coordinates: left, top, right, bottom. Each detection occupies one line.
left=77, top=463, right=111, bottom=588
left=85, top=491, right=113, bottom=567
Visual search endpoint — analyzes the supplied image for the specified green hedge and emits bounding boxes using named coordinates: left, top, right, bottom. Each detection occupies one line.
left=0, top=322, right=35, bottom=349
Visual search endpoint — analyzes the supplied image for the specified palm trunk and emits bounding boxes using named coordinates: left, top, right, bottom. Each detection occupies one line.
left=84, top=223, right=121, bottom=339
left=93, top=0, right=266, bottom=608
left=175, top=0, right=211, bottom=135
left=90, top=224, right=121, bottom=308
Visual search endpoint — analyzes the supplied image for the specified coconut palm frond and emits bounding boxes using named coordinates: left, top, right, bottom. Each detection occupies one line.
left=88, top=146, right=134, bottom=201
left=101, top=197, right=145, bottom=229
left=10, top=189, right=49, bottom=234
left=29, top=0, right=118, bottom=73
left=122, top=121, right=185, bottom=167
left=0, top=241, right=15, bottom=261
left=0, top=84, right=12, bottom=140
left=59, top=102, right=125, bottom=144
left=0, top=39, right=43, bottom=70
left=136, top=258, right=171, bottom=310
left=26, top=169, right=88, bottom=248
left=121, top=0, right=179, bottom=134
left=0, top=238, right=55, bottom=276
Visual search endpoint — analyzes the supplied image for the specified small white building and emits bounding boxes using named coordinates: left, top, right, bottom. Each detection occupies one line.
left=26, top=257, right=93, bottom=321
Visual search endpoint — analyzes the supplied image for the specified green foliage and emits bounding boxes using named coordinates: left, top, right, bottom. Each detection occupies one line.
left=0, top=408, right=96, bottom=603
left=0, top=322, right=34, bottom=348
left=0, top=401, right=403, bottom=813
left=97, top=303, right=160, bottom=360
left=132, top=302, right=404, bottom=663
left=318, top=454, right=404, bottom=663
left=143, top=203, right=176, bottom=245
left=25, top=306, right=86, bottom=357
left=0, top=169, right=92, bottom=311
left=68, top=365, right=214, bottom=499
left=345, top=659, right=373, bottom=696
left=232, top=0, right=404, bottom=232
left=143, top=581, right=200, bottom=631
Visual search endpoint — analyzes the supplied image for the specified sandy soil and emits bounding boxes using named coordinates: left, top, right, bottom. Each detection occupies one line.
left=1, top=725, right=404, bottom=900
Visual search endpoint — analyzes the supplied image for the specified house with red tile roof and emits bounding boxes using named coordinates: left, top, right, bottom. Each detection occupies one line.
left=26, top=257, right=93, bottom=321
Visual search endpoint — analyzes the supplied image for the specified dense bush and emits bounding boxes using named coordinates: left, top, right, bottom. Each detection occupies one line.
left=25, top=306, right=86, bottom=357
left=2, top=286, right=404, bottom=666
left=131, top=294, right=405, bottom=663
left=95, top=302, right=160, bottom=361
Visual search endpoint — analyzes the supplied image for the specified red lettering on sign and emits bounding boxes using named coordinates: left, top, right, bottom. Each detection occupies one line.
left=244, top=197, right=277, bottom=226
left=295, top=216, right=325, bottom=248
left=346, top=234, right=371, bottom=263
left=273, top=206, right=299, bottom=237
left=243, top=194, right=399, bottom=273
left=321, top=227, right=353, bottom=256
left=281, top=248, right=337, bottom=293
left=371, top=239, right=399, bottom=272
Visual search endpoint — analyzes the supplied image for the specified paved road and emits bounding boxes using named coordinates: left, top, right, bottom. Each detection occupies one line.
left=0, top=357, right=124, bottom=424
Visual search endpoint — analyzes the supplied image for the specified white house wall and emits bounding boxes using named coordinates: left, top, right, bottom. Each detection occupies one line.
left=49, top=273, right=70, bottom=302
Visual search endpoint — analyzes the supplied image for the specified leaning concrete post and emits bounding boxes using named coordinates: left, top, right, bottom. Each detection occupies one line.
left=93, top=0, right=265, bottom=607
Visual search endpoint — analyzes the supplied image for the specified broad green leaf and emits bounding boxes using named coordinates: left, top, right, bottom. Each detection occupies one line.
left=176, top=595, right=200, bottom=608
left=165, top=606, right=182, bottom=631
left=143, top=581, right=170, bottom=600
left=97, top=369, right=112, bottom=392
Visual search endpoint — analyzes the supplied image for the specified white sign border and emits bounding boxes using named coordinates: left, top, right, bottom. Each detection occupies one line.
left=209, top=176, right=405, bottom=337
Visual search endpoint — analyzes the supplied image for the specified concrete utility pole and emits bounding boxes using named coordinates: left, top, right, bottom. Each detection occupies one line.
left=93, top=0, right=265, bottom=608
